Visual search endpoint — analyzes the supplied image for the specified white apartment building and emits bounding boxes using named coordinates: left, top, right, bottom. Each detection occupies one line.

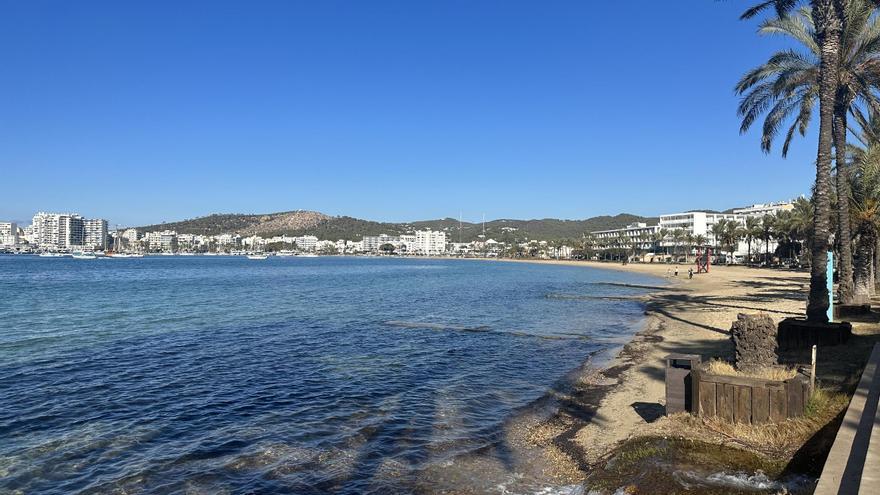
left=0, top=222, right=19, bottom=246
left=362, top=234, right=400, bottom=252
left=399, top=234, right=417, bottom=252
left=31, top=212, right=85, bottom=250
left=122, top=228, right=139, bottom=243
left=145, top=230, right=178, bottom=252
left=658, top=211, right=748, bottom=255
left=216, top=233, right=238, bottom=246
left=294, top=235, right=318, bottom=252
left=413, top=230, right=447, bottom=255
left=591, top=222, right=660, bottom=251
left=732, top=201, right=795, bottom=217
left=83, top=218, right=108, bottom=250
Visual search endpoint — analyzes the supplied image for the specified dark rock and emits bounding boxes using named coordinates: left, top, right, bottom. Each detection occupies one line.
left=730, top=313, right=778, bottom=371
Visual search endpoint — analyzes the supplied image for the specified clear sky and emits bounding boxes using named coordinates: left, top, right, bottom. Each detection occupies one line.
left=0, top=1, right=814, bottom=227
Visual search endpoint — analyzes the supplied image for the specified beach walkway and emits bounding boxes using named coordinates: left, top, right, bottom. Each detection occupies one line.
left=815, top=343, right=880, bottom=495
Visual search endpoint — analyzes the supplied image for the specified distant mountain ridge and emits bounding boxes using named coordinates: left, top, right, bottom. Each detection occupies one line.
left=136, top=211, right=658, bottom=242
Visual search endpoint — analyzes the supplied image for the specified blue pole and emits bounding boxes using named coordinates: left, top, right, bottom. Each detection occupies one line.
left=827, top=251, right=834, bottom=322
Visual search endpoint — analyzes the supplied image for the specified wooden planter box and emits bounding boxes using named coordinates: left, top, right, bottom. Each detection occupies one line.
left=691, top=368, right=812, bottom=424
left=833, top=304, right=871, bottom=319
left=777, top=318, right=852, bottom=351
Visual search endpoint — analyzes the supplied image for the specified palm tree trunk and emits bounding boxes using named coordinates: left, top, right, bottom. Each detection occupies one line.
left=834, top=101, right=854, bottom=305
left=875, top=236, right=880, bottom=293
left=806, top=0, right=842, bottom=322
left=854, top=232, right=874, bottom=305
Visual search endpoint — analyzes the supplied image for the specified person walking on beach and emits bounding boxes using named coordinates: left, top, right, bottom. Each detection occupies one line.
left=688, top=268, right=693, bottom=279
left=674, top=266, right=679, bottom=277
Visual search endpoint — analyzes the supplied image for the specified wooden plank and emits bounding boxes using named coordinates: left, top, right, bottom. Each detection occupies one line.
left=787, top=378, right=805, bottom=418
left=735, top=385, right=752, bottom=424
left=697, top=372, right=777, bottom=388
left=769, top=385, right=787, bottom=422
left=699, top=380, right=716, bottom=417
left=752, top=386, right=770, bottom=424
left=718, top=383, right=734, bottom=422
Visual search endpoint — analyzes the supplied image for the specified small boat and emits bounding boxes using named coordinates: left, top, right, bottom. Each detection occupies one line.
left=247, top=233, right=268, bottom=260
left=72, top=252, right=96, bottom=260
left=299, top=253, right=319, bottom=258
left=39, top=252, right=67, bottom=258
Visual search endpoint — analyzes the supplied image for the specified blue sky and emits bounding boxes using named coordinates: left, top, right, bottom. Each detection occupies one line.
left=0, top=1, right=814, bottom=226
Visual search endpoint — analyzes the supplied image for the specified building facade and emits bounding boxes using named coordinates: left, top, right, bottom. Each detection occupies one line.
left=590, top=222, right=659, bottom=251
left=413, top=230, right=447, bottom=255
left=0, top=222, right=19, bottom=246
left=83, top=218, right=108, bottom=250
left=31, top=212, right=84, bottom=250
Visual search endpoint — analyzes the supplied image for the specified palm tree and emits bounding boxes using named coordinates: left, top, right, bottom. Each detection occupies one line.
left=653, top=228, right=669, bottom=262
left=739, top=0, right=880, bottom=304
left=741, top=0, right=846, bottom=321
left=849, top=140, right=880, bottom=302
left=684, top=233, right=695, bottom=263
left=672, top=229, right=687, bottom=263
left=721, top=220, right=746, bottom=262
left=745, top=216, right=763, bottom=263
left=711, top=221, right=727, bottom=255
left=761, top=214, right=777, bottom=265
left=790, top=196, right=815, bottom=263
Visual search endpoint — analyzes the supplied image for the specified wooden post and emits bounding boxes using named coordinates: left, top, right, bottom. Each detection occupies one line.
left=811, top=345, right=817, bottom=391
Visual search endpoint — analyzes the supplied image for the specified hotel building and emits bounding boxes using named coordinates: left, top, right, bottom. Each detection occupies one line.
left=590, top=222, right=659, bottom=252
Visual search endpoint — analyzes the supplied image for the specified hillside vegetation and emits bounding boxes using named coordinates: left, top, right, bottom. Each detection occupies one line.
left=137, top=211, right=657, bottom=241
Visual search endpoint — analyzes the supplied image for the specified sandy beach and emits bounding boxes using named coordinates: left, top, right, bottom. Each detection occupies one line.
left=496, top=260, right=814, bottom=476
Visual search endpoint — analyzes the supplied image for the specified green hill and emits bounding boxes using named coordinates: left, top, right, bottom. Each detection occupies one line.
left=136, top=211, right=657, bottom=242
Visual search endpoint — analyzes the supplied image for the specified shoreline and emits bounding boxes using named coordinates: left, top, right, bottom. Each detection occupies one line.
left=489, top=259, right=812, bottom=484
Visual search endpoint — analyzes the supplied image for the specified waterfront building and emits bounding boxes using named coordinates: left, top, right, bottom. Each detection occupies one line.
left=413, top=230, right=447, bottom=255
left=0, top=222, right=19, bottom=246
left=31, top=212, right=85, bottom=250
left=731, top=201, right=795, bottom=217
left=590, top=222, right=659, bottom=252
left=294, top=235, right=319, bottom=252
left=122, top=228, right=139, bottom=243
left=362, top=234, right=400, bottom=252
left=83, top=218, right=108, bottom=250
left=145, top=230, right=178, bottom=252
left=658, top=211, right=744, bottom=247
left=215, top=233, right=238, bottom=246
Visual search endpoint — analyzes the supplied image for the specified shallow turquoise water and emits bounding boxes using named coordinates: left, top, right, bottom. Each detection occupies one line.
left=0, top=256, right=661, bottom=494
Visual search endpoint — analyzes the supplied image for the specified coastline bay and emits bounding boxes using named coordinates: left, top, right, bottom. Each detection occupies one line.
left=0, top=256, right=661, bottom=494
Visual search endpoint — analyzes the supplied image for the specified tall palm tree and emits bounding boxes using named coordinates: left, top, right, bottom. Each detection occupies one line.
left=849, top=141, right=880, bottom=302
left=789, top=197, right=815, bottom=261
left=760, top=214, right=777, bottom=264
left=653, top=228, right=669, bottom=261
left=741, top=0, right=846, bottom=321
left=711, top=221, right=727, bottom=254
left=745, top=216, right=763, bottom=263
left=739, top=0, right=880, bottom=304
